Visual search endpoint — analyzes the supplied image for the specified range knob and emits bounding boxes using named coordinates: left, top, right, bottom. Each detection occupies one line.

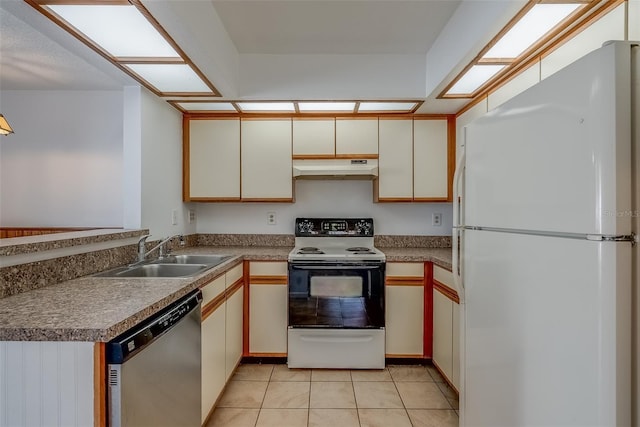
left=298, top=220, right=314, bottom=234
left=355, top=220, right=372, bottom=235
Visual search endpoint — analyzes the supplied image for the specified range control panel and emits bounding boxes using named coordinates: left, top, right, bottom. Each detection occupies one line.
left=295, top=218, right=374, bottom=237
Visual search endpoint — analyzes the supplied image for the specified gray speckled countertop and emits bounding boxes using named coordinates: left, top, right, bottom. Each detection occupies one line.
left=0, top=245, right=451, bottom=342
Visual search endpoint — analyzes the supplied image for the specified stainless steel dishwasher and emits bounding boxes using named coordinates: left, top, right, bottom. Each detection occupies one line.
left=107, top=290, right=202, bottom=427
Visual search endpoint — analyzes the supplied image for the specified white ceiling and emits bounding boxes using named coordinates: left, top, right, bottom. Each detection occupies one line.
left=210, top=0, right=460, bottom=54
left=0, top=0, right=527, bottom=113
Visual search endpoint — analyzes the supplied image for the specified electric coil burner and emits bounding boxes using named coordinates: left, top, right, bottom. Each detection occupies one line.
left=287, top=218, right=386, bottom=369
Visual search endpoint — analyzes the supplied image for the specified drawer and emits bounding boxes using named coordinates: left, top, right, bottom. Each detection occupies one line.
left=250, top=261, right=288, bottom=277
left=201, top=274, right=225, bottom=306
left=433, top=265, right=454, bottom=287
left=225, top=264, right=244, bottom=288
left=386, top=262, right=424, bottom=277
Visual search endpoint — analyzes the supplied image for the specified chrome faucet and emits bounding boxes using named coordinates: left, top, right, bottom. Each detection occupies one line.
left=137, top=234, right=184, bottom=262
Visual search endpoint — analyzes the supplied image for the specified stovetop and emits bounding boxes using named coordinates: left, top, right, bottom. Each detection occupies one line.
left=289, top=218, right=385, bottom=262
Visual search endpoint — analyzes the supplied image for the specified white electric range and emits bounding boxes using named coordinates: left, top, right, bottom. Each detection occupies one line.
left=287, top=218, right=386, bottom=369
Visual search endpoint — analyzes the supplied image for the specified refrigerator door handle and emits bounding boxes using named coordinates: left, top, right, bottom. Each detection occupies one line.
left=452, top=144, right=466, bottom=298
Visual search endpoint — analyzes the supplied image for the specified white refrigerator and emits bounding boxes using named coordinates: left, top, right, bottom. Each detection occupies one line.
left=453, top=40, right=639, bottom=427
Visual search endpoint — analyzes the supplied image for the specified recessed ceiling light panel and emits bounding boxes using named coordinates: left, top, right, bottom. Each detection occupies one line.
left=298, top=102, right=356, bottom=112
left=238, top=102, right=295, bottom=112
left=446, top=65, right=506, bottom=96
left=125, top=64, right=212, bottom=93
left=358, top=102, right=417, bottom=112
left=48, top=5, right=180, bottom=58
left=483, top=3, right=581, bottom=59
left=177, top=102, right=237, bottom=111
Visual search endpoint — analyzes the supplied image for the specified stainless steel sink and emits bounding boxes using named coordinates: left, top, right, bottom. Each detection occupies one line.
left=94, top=254, right=232, bottom=278
left=156, top=254, right=232, bottom=266
left=95, top=263, right=209, bottom=278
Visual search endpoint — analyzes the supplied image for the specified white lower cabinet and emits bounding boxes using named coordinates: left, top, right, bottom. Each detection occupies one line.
left=385, top=262, right=425, bottom=357
left=225, top=288, right=244, bottom=381
left=432, top=264, right=460, bottom=391
left=200, top=263, right=245, bottom=423
left=248, top=261, right=288, bottom=355
left=201, top=303, right=225, bottom=423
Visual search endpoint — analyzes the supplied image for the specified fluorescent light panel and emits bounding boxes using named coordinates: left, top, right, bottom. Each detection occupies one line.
left=238, top=102, right=295, bottom=112
left=178, top=102, right=236, bottom=111
left=48, top=5, right=179, bottom=58
left=446, top=65, right=506, bottom=95
left=358, top=102, right=417, bottom=112
left=483, top=3, right=581, bottom=59
left=298, top=102, right=356, bottom=112
left=125, top=64, right=211, bottom=92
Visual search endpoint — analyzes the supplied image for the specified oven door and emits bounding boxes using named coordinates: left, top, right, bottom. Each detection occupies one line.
left=288, top=261, right=385, bottom=329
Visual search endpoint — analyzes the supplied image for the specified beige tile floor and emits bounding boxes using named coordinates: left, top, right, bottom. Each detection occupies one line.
left=206, top=364, right=459, bottom=427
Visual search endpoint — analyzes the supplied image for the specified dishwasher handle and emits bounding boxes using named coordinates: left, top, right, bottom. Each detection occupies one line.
left=107, top=290, right=202, bottom=364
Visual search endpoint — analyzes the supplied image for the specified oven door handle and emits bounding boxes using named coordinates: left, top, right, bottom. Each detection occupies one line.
left=290, top=265, right=382, bottom=270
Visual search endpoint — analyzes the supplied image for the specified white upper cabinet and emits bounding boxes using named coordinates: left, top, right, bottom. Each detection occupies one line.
left=335, top=118, right=378, bottom=156
left=241, top=119, right=293, bottom=200
left=413, top=119, right=449, bottom=200
left=188, top=119, right=240, bottom=200
left=377, top=118, right=413, bottom=200
left=292, top=118, right=335, bottom=157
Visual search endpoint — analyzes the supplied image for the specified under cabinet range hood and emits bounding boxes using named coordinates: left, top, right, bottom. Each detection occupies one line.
left=292, top=159, right=378, bottom=179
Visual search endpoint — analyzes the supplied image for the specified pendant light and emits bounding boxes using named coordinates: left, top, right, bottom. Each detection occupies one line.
left=0, top=115, right=14, bottom=136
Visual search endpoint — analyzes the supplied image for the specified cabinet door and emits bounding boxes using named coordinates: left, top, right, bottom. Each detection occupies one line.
left=225, top=288, right=244, bottom=381
left=386, top=285, right=424, bottom=356
left=188, top=119, right=240, bottom=200
left=249, top=284, right=288, bottom=354
left=378, top=119, right=413, bottom=200
left=432, top=288, right=453, bottom=380
left=201, top=304, right=226, bottom=423
left=293, top=118, right=335, bottom=157
left=414, top=119, right=449, bottom=200
left=335, top=118, right=378, bottom=156
left=241, top=119, right=292, bottom=200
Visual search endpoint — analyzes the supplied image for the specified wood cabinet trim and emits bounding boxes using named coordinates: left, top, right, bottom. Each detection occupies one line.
left=376, top=198, right=414, bottom=203
left=447, top=116, right=456, bottom=202
left=243, top=260, right=250, bottom=357
left=247, top=352, right=288, bottom=357
left=385, top=353, right=425, bottom=358
left=226, top=278, right=244, bottom=297
left=182, top=115, right=190, bottom=201
left=249, top=275, right=288, bottom=285
left=434, top=280, right=460, bottom=304
left=292, top=154, right=336, bottom=160
left=385, top=276, right=425, bottom=286
left=424, top=262, right=434, bottom=359
left=93, top=342, right=106, bottom=427
left=239, top=198, right=294, bottom=203
left=202, top=293, right=226, bottom=321
left=334, top=154, right=379, bottom=160
left=189, top=197, right=242, bottom=202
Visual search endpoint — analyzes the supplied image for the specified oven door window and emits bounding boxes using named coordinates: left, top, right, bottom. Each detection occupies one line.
left=288, top=264, right=385, bottom=329
left=310, top=276, right=362, bottom=297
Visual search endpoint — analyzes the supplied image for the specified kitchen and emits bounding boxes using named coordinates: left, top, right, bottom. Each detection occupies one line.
left=1, top=0, right=639, bottom=426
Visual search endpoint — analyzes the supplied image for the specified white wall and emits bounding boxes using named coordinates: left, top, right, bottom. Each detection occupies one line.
left=0, top=90, right=123, bottom=227
left=239, top=54, right=425, bottom=99
left=196, top=180, right=452, bottom=236
left=139, top=88, right=196, bottom=238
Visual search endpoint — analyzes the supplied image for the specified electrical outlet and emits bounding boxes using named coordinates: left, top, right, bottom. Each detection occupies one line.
left=267, top=212, right=277, bottom=225
left=432, top=213, right=442, bottom=226
left=188, top=209, right=196, bottom=224
left=171, top=209, right=178, bottom=225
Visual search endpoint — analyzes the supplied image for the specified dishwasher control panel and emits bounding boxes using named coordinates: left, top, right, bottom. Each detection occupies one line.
left=106, top=290, right=202, bottom=364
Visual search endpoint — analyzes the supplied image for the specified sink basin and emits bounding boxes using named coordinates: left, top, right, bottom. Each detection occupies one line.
left=95, top=263, right=208, bottom=278
left=156, top=254, right=232, bottom=266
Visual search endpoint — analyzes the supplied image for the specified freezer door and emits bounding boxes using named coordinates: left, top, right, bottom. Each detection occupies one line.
left=464, top=41, right=634, bottom=236
left=460, top=229, right=631, bottom=426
